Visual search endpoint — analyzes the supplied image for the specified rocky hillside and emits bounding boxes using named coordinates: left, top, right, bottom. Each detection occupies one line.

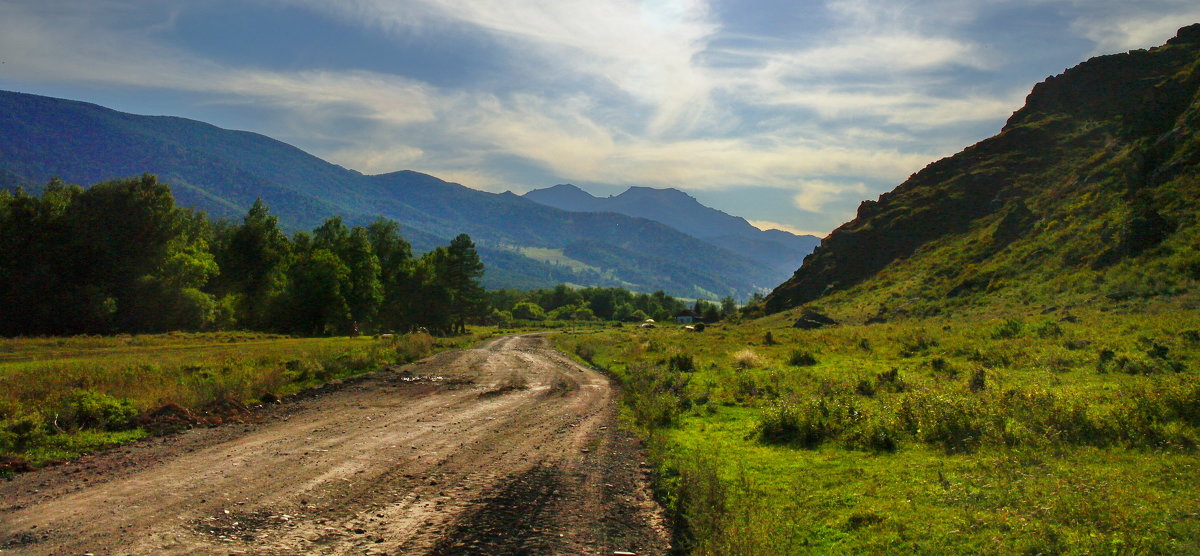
left=765, top=24, right=1200, bottom=316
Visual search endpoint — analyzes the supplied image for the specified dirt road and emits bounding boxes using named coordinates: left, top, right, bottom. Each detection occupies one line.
left=0, top=334, right=669, bottom=555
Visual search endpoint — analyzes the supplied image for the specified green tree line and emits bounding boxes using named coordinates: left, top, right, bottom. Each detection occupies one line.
left=487, top=284, right=737, bottom=324
left=0, top=175, right=486, bottom=336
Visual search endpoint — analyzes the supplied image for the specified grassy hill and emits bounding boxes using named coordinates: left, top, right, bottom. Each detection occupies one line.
left=765, top=24, right=1200, bottom=318
left=548, top=25, right=1200, bottom=554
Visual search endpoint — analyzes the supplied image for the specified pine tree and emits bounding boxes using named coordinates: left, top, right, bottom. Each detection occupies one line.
left=441, top=234, right=486, bottom=334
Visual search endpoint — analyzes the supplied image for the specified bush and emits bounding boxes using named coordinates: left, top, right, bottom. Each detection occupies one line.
left=1034, top=320, right=1064, bottom=338
left=734, top=350, right=763, bottom=369
left=575, top=343, right=597, bottom=364
left=896, top=391, right=986, bottom=453
left=510, top=301, right=546, bottom=321
left=392, top=331, right=435, bottom=364
left=991, top=318, right=1024, bottom=340
left=899, top=333, right=939, bottom=357
left=843, top=417, right=899, bottom=453
left=666, top=353, right=696, bottom=373
left=875, top=367, right=907, bottom=393
left=787, top=349, right=818, bottom=367
left=55, top=390, right=139, bottom=431
left=968, top=368, right=987, bottom=392
left=0, top=415, right=47, bottom=451
left=757, top=402, right=828, bottom=448
left=625, top=364, right=691, bottom=429
left=757, top=396, right=856, bottom=448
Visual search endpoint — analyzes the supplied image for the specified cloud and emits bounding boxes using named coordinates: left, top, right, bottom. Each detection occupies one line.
left=790, top=180, right=868, bottom=213
left=7, top=0, right=1200, bottom=237
left=1065, top=1, right=1200, bottom=53
left=278, top=0, right=720, bottom=136
left=748, top=219, right=827, bottom=238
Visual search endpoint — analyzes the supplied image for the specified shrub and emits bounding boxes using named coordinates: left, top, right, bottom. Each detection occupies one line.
left=929, top=357, right=957, bottom=378
left=574, top=343, right=597, bottom=364
left=1034, top=320, right=1064, bottom=338
left=991, top=318, right=1024, bottom=340
left=757, top=396, right=857, bottom=448
left=1096, top=348, right=1116, bottom=372
left=392, top=331, right=435, bottom=364
left=896, top=391, right=985, bottom=453
left=787, top=349, right=818, bottom=367
left=843, top=415, right=899, bottom=453
left=0, top=415, right=46, bottom=451
left=666, top=353, right=696, bottom=373
left=625, top=364, right=691, bottom=429
left=899, top=333, right=939, bottom=357
left=968, top=368, right=987, bottom=392
left=875, top=367, right=907, bottom=393
left=55, top=390, right=139, bottom=431
left=734, top=350, right=763, bottom=369
left=763, top=331, right=776, bottom=345
left=510, top=301, right=546, bottom=321
left=990, top=388, right=1100, bottom=446
left=757, top=402, right=828, bottom=448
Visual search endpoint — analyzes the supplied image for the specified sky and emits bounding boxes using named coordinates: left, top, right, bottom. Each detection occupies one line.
left=2, top=1, right=1199, bottom=236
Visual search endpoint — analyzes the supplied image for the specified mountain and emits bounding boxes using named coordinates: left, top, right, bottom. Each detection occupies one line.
left=0, top=90, right=779, bottom=299
left=524, top=184, right=821, bottom=275
left=764, top=24, right=1200, bottom=317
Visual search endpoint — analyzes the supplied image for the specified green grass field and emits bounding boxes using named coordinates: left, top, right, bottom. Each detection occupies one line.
left=0, top=330, right=493, bottom=469
left=555, top=304, right=1200, bottom=553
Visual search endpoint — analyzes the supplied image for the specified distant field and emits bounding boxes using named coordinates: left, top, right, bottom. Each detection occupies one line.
left=0, top=330, right=493, bottom=468
left=555, top=305, right=1200, bottom=553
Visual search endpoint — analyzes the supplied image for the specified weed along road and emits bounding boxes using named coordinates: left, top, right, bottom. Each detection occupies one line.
left=0, top=334, right=669, bottom=555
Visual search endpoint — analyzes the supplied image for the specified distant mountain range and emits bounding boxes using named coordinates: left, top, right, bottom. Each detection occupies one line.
left=765, top=24, right=1200, bottom=317
left=0, top=90, right=806, bottom=299
left=524, top=184, right=820, bottom=276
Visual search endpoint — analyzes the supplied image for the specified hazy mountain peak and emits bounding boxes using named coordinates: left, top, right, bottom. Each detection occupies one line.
left=0, top=90, right=789, bottom=300
left=523, top=183, right=821, bottom=275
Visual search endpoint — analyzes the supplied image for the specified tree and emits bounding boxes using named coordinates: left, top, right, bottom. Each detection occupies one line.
left=215, top=199, right=290, bottom=328
left=312, top=215, right=350, bottom=254
left=341, top=227, right=383, bottom=327
left=440, top=234, right=487, bottom=333
left=720, top=296, right=738, bottom=316
left=286, top=249, right=352, bottom=335
left=511, top=301, right=546, bottom=321
left=411, top=248, right=454, bottom=334
left=366, top=218, right=415, bottom=331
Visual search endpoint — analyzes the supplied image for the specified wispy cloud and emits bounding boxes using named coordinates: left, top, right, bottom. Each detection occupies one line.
left=3, top=0, right=1199, bottom=235
left=1064, top=0, right=1200, bottom=53
left=748, top=219, right=827, bottom=238
left=791, top=179, right=868, bottom=213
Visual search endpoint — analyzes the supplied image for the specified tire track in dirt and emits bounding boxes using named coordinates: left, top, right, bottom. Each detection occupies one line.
left=0, top=334, right=669, bottom=555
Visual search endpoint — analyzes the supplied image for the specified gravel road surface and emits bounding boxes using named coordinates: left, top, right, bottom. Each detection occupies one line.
left=0, top=334, right=669, bottom=555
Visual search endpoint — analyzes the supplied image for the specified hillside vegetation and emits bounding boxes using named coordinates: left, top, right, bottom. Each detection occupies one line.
left=766, top=24, right=1200, bottom=318
left=553, top=26, right=1200, bottom=554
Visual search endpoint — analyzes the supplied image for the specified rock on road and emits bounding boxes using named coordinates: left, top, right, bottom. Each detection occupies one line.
left=0, top=334, right=669, bottom=555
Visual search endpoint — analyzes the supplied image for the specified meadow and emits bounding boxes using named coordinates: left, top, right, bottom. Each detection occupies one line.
left=0, top=330, right=492, bottom=468
left=555, top=303, right=1200, bottom=554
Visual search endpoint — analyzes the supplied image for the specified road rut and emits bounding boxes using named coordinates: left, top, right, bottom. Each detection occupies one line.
left=0, top=334, right=669, bottom=555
